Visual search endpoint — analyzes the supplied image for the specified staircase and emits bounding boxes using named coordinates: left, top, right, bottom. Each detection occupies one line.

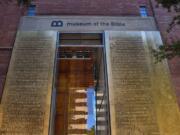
left=96, top=91, right=109, bottom=135
left=55, top=58, right=94, bottom=135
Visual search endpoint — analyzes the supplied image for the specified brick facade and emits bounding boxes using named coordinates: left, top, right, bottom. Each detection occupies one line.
left=0, top=1, right=26, bottom=98
left=150, top=0, right=180, bottom=106
left=0, top=0, right=180, bottom=106
left=34, top=0, right=153, bottom=16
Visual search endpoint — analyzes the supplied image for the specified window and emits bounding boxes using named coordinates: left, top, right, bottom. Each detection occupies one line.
left=59, top=33, right=103, bottom=45
left=140, top=6, right=148, bottom=17
left=27, top=5, right=36, bottom=16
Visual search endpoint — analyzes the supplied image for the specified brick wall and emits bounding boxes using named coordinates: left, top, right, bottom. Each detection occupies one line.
left=34, top=0, right=153, bottom=16
left=151, top=0, right=180, bottom=107
left=150, top=0, right=180, bottom=43
left=0, top=1, right=26, bottom=98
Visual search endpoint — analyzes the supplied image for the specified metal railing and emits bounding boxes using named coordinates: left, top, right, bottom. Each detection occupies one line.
left=95, top=46, right=111, bottom=135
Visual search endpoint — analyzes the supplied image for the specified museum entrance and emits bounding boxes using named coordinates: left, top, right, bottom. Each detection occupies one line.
left=54, top=33, right=110, bottom=135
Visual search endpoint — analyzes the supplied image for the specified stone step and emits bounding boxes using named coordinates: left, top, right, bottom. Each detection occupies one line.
left=96, top=130, right=108, bottom=135
left=96, top=121, right=107, bottom=125
left=96, top=96, right=104, bottom=100
left=96, top=112, right=105, bottom=117
left=69, top=111, right=88, bottom=115
left=97, top=117, right=106, bottom=121
left=96, top=104, right=106, bottom=108
left=96, top=125, right=107, bottom=130
left=96, top=92, right=104, bottom=96
left=69, top=118, right=87, bottom=124
left=96, top=108, right=106, bottom=113
left=70, top=93, right=87, bottom=98
left=68, top=129, right=87, bottom=134
left=71, top=102, right=87, bottom=107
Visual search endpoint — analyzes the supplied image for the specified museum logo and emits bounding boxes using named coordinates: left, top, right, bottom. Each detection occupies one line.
left=51, top=20, right=63, bottom=27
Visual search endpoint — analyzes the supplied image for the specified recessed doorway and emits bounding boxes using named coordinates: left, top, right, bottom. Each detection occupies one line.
left=55, top=33, right=110, bottom=135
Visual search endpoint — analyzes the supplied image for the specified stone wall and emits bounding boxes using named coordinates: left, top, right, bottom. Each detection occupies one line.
left=0, top=31, right=56, bottom=134
left=106, top=31, right=180, bottom=135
